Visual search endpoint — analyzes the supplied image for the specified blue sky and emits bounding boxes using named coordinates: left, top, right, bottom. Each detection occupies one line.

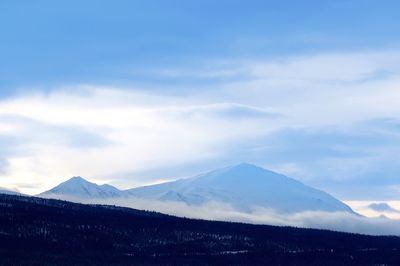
left=1, top=0, right=400, bottom=91
left=1, top=0, right=400, bottom=200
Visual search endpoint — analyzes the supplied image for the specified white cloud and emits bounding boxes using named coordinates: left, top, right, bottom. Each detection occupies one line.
left=0, top=87, right=278, bottom=194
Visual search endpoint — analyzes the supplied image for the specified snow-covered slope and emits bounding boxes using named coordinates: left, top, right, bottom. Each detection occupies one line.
left=126, top=163, right=354, bottom=213
left=38, top=176, right=123, bottom=199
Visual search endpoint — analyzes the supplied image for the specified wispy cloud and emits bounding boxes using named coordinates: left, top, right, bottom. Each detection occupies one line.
left=55, top=196, right=400, bottom=236
left=0, top=87, right=279, bottom=193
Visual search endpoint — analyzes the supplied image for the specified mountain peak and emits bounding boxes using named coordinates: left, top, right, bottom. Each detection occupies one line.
left=39, top=176, right=122, bottom=199
left=230, top=162, right=262, bottom=171
left=67, top=176, right=89, bottom=183
left=216, top=163, right=279, bottom=179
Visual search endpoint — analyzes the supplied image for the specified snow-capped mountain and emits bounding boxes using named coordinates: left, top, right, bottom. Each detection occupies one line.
left=39, top=164, right=354, bottom=214
left=39, top=176, right=123, bottom=199
left=126, top=163, right=354, bottom=213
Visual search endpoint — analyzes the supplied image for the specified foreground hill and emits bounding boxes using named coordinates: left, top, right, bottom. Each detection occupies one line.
left=40, top=163, right=354, bottom=214
left=0, top=194, right=399, bottom=265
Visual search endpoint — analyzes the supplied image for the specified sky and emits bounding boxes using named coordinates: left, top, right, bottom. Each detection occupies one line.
left=1, top=0, right=400, bottom=202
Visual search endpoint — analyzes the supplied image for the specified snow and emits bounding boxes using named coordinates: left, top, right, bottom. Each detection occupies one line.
left=39, top=176, right=123, bottom=199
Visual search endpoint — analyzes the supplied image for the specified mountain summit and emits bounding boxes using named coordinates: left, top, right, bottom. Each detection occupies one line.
left=39, top=176, right=122, bottom=199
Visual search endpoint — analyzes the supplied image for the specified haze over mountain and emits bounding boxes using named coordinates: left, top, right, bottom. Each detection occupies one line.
left=0, top=187, right=23, bottom=196
left=39, top=163, right=354, bottom=214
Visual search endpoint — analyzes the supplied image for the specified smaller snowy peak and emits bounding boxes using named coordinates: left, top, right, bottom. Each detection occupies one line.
left=39, top=176, right=123, bottom=199
left=58, top=176, right=94, bottom=188
left=368, top=203, right=400, bottom=213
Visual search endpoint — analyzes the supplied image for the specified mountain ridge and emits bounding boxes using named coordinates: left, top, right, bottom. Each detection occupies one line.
left=39, top=163, right=355, bottom=214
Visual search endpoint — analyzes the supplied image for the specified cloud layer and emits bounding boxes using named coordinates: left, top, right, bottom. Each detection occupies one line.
left=52, top=196, right=400, bottom=236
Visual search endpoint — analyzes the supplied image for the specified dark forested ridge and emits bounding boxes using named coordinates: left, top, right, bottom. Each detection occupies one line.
left=0, top=194, right=399, bottom=265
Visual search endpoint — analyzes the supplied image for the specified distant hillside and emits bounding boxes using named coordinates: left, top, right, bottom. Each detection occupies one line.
left=0, top=194, right=399, bottom=265
left=0, top=187, right=23, bottom=196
